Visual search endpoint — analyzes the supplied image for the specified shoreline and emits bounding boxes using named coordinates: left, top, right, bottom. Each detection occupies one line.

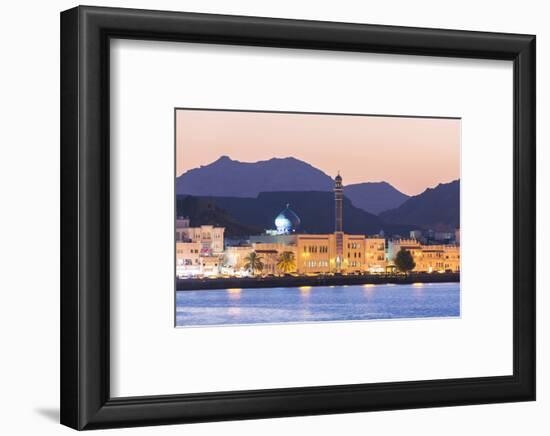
left=176, top=272, right=460, bottom=291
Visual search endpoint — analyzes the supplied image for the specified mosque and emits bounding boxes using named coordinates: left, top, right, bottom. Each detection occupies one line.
left=274, top=204, right=301, bottom=235
left=177, top=174, right=386, bottom=277
left=175, top=173, right=459, bottom=277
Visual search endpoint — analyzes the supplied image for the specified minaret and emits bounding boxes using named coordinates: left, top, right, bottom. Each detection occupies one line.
left=334, top=172, right=343, bottom=272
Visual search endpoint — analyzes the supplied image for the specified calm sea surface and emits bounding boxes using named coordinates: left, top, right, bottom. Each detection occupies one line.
left=175, top=282, right=460, bottom=327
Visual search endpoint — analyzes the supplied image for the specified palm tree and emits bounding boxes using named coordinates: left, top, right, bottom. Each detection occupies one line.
left=277, top=251, right=296, bottom=274
left=244, top=252, right=264, bottom=276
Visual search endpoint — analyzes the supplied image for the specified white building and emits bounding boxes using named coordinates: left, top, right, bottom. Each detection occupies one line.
left=176, top=217, right=225, bottom=277
left=176, top=241, right=201, bottom=277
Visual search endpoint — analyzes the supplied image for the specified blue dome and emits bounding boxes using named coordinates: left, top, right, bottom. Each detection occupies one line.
left=275, top=204, right=301, bottom=234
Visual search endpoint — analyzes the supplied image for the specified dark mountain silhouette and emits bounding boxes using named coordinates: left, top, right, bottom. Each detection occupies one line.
left=176, top=156, right=333, bottom=197
left=177, top=191, right=413, bottom=238
left=176, top=156, right=409, bottom=214
left=344, top=182, right=409, bottom=214
left=379, top=180, right=460, bottom=231
left=176, top=196, right=263, bottom=237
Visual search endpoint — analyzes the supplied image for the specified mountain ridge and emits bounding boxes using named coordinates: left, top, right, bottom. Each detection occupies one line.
left=344, top=181, right=410, bottom=215
left=379, top=180, right=460, bottom=231
left=176, top=156, right=410, bottom=214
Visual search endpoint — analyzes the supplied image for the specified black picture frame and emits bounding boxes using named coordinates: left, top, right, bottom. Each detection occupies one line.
left=60, top=6, right=536, bottom=430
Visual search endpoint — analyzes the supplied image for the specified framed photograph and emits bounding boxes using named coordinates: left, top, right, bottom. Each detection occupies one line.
left=174, top=108, right=461, bottom=326
left=61, top=6, right=536, bottom=430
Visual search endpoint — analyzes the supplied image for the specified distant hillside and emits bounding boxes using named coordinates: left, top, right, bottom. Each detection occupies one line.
left=379, top=180, right=460, bottom=231
left=177, top=155, right=410, bottom=214
left=176, top=196, right=263, bottom=237
left=176, top=156, right=333, bottom=197
left=177, top=191, right=413, bottom=238
left=345, top=182, right=409, bottom=214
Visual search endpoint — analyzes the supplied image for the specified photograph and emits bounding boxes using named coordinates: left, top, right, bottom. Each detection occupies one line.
left=175, top=109, right=461, bottom=326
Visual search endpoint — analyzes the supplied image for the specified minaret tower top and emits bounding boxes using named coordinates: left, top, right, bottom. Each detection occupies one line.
left=335, top=172, right=342, bottom=188
left=334, top=172, right=343, bottom=233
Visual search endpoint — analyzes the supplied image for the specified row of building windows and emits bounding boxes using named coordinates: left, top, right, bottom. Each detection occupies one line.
left=348, top=252, right=362, bottom=258
left=176, top=249, right=199, bottom=255
left=303, top=245, right=328, bottom=253
left=177, top=231, right=223, bottom=240
left=305, top=260, right=329, bottom=268
left=177, top=259, right=200, bottom=266
left=429, top=262, right=456, bottom=269
left=423, top=253, right=459, bottom=260
left=302, top=244, right=374, bottom=255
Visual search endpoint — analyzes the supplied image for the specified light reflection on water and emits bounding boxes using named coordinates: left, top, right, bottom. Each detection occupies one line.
left=176, top=282, right=460, bottom=327
left=226, top=288, right=242, bottom=301
left=227, top=307, right=241, bottom=317
left=362, top=285, right=375, bottom=300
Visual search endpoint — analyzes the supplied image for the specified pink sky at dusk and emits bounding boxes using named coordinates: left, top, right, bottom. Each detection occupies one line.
left=176, top=109, right=460, bottom=196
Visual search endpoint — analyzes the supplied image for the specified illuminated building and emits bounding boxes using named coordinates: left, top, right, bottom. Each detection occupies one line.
left=297, top=234, right=333, bottom=274
left=231, top=175, right=386, bottom=275
left=414, top=244, right=460, bottom=272
left=387, top=239, right=423, bottom=261
left=364, top=237, right=387, bottom=273
left=176, top=217, right=225, bottom=277
left=200, top=256, right=222, bottom=276
left=175, top=241, right=201, bottom=277
left=176, top=173, right=458, bottom=278
left=387, top=238, right=460, bottom=273
left=176, top=217, right=225, bottom=255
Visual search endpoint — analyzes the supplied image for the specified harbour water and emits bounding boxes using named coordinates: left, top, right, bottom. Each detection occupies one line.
left=175, top=282, right=460, bottom=327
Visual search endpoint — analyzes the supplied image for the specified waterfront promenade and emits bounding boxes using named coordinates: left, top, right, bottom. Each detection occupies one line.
left=176, top=272, right=459, bottom=291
